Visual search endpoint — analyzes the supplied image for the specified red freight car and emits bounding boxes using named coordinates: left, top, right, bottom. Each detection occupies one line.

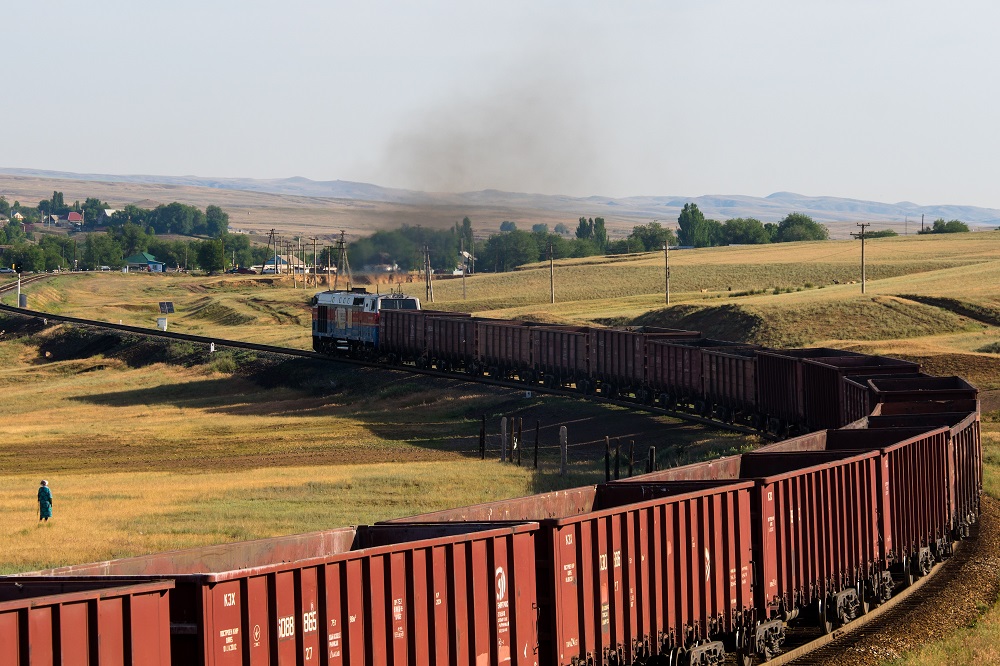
left=34, top=523, right=540, bottom=666
left=426, top=314, right=479, bottom=371
left=701, top=346, right=758, bottom=423
left=852, top=412, right=982, bottom=538
left=755, top=348, right=861, bottom=433
left=801, top=355, right=921, bottom=430
left=841, top=373, right=931, bottom=425
left=0, top=578, right=173, bottom=665
left=531, top=326, right=591, bottom=389
left=379, top=309, right=470, bottom=364
left=383, top=482, right=756, bottom=666
left=853, top=375, right=979, bottom=420
left=589, top=326, right=700, bottom=399
left=648, top=339, right=752, bottom=410
left=477, top=319, right=534, bottom=380
left=760, top=426, right=957, bottom=581
left=620, top=448, right=886, bottom=654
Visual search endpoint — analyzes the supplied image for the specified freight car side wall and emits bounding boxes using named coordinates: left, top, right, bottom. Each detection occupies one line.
left=739, top=452, right=883, bottom=616
left=545, top=484, right=756, bottom=665
left=0, top=580, right=174, bottom=666
left=701, top=349, right=757, bottom=415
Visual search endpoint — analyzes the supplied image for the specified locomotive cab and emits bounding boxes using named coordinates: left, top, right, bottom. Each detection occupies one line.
left=312, top=289, right=420, bottom=354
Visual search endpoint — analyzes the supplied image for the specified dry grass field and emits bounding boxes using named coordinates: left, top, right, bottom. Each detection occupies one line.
left=5, top=232, right=1000, bottom=662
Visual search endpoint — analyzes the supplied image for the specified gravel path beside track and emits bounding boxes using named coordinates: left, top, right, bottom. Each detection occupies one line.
left=793, top=496, right=1000, bottom=665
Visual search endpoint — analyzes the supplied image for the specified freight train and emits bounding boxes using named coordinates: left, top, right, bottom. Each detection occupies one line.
left=1, top=289, right=981, bottom=666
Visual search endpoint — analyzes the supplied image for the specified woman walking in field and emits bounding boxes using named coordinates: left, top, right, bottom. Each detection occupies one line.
left=38, top=480, right=52, bottom=522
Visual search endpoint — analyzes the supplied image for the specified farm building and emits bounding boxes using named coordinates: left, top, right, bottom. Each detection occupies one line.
left=124, top=252, right=166, bottom=272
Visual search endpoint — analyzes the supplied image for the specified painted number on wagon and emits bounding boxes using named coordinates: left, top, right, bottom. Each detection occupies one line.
left=278, top=615, right=296, bottom=640
left=303, top=611, right=318, bottom=633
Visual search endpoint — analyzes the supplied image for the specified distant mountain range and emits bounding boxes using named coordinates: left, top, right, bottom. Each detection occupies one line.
left=2, top=167, right=998, bottom=228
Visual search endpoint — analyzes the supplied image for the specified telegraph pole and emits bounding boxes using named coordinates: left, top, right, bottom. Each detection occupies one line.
left=853, top=222, right=870, bottom=294
left=663, top=242, right=671, bottom=305
left=424, top=245, right=434, bottom=303
left=548, top=243, right=555, bottom=304
left=461, top=238, right=467, bottom=300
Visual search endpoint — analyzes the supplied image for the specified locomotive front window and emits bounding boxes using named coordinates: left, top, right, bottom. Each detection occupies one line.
left=379, top=299, right=418, bottom=310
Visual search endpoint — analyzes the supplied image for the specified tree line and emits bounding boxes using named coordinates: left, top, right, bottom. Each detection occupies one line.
left=2, top=192, right=230, bottom=237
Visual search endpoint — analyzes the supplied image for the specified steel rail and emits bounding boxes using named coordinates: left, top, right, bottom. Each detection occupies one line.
left=0, top=277, right=774, bottom=439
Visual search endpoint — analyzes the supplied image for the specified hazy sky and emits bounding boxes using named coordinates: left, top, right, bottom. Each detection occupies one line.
left=6, top=1, right=999, bottom=207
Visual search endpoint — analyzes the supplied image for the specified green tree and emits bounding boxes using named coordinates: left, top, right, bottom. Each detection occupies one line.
left=222, top=233, right=254, bottom=269
left=627, top=222, right=677, bottom=252
left=575, top=217, right=593, bottom=240
left=919, top=218, right=969, bottom=234
left=499, top=220, right=517, bottom=232
left=205, top=205, right=230, bottom=237
left=554, top=223, right=570, bottom=236
left=592, top=217, right=608, bottom=250
left=479, top=230, right=540, bottom=271
left=5, top=243, right=45, bottom=272
left=677, top=204, right=720, bottom=247
left=459, top=216, right=474, bottom=250
left=531, top=223, right=549, bottom=234
left=82, top=233, right=124, bottom=269
left=0, top=196, right=9, bottom=217
left=866, top=229, right=898, bottom=238
left=677, top=203, right=704, bottom=246
left=112, top=222, right=151, bottom=256
left=196, top=239, right=225, bottom=273
left=720, top=218, right=771, bottom=245
left=774, top=213, right=829, bottom=242
left=79, top=197, right=109, bottom=226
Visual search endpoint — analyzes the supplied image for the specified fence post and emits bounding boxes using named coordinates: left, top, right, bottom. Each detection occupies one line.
left=615, top=438, right=621, bottom=480
left=647, top=446, right=655, bottom=474
left=560, top=426, right=568, bottom=476
left=605, top=436, right=611, bottom=483
left=628, top=440, right=634, bottom=477
left=501, top=417, right=508, bottom=463
left=480, top=415, right=486, bottom=460
left=534, top=420, right=540, bottom=470
left=517, top=418, right=523, bottom=466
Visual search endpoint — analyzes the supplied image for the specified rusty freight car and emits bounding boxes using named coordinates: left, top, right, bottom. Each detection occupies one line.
left=383, top=482, right=757, bottom=666
left=32, top=523, right=540, bottom=666
left=0, top=578, right=174, bottom=665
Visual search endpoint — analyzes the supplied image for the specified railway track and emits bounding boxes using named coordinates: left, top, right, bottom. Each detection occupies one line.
left=771, top=543, right=962, bottom=664
left=0, top=274, right=773, bottom=440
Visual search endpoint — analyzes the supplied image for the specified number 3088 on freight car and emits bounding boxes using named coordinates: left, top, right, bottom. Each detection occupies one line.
left=311, top=289, right=420, bottom=354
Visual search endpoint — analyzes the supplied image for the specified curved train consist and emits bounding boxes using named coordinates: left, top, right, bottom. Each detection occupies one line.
left=2, top=288, right=982, bottom=666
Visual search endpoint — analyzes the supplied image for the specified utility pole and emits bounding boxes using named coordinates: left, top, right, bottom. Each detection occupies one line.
left=854, top=222, right=870, bottom=294
left=548, top=243, right=555, bottom=304
left=424, top=245, right=434, bottom=303
left=290, top=239, right=297, bottom=288
left=326, top=245, right=333, bottom=290
left=310, top=237, right=317, bottom=287
left=921, top=214, right=925, bottom=233
left=263, top=229, right=276, bottom=275
left=461, top=238, right=467, bottom=300
left=664, top=241, right=671, bottom=304
left=331, top=231, right=352, bottom=292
